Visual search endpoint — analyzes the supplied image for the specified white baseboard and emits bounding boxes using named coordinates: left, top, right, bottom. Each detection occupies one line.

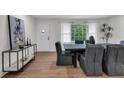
left=0, top=72, right=8, bottom=78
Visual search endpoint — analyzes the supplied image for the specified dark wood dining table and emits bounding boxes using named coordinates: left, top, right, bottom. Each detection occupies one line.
left=63, top=43, right=86, bottom=67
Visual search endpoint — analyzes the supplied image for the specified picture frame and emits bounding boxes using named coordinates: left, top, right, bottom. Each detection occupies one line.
left=8, top=15, right=25, bottom=49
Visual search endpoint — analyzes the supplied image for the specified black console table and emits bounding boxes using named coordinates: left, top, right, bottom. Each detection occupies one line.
left=2, top=44, right=37, bottom=72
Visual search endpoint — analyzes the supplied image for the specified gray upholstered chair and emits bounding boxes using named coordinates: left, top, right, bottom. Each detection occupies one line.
left=55, top=41, right=74, bottom=66
left=79, top=45, right=104, bottom=76
left=89, top=36, right=95, bottom=44
left=120, top=40, right=124, bottom=45
left=75, top=40, right=84, bottom=44
left=85, top=40, right=90, bottom=44
left=75, top=40, right=85, bottom=55
left=103, top=45, right=124, bottom=76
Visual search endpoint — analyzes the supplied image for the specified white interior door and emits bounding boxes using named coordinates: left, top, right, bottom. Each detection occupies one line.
left=37, top=24, right=50, bottom=51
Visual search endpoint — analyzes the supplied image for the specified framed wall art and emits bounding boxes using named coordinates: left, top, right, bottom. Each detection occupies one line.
left=8, top=15, right=25, bottom=49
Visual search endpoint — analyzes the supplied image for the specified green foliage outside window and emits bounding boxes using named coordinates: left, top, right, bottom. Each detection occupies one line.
left=71, top=24, right=86, bottom=41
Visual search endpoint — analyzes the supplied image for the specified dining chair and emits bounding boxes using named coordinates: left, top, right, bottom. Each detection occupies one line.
left=103, top=45, right=124, bottom=76
left=55, top=41, right=75, bottom=66
left=75, top=40, right=85, bottom=58
left=120, top=40, right=124, bottom=45
left=75, top=40, right=84, bottom=44
left=89, top=36, right=95, bottom=44
left=79, top=45, right=104, bottom=76
left=85, top=40, right=90, bottom=44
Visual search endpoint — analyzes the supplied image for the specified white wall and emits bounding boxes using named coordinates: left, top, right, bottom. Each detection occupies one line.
left=59, top=16, right=124, bottom=44
left=0, top=15, right=36, bottom=77
left=97, top=15, right=124, bottom=44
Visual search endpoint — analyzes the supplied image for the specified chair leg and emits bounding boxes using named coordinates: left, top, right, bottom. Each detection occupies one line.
left=72, top=54, right=77, bottom=68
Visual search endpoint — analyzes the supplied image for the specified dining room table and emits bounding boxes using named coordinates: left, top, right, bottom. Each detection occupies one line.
left=63, top=43, right=86, bottom=67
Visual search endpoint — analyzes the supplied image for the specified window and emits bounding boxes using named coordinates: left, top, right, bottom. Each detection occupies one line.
left=71, top=24, right=87, bottom=41
left=88, top=23, right=97, bottom=41
left=61, top=23, right=71, bottom=43
left=61, top=23, right=96, bottom=43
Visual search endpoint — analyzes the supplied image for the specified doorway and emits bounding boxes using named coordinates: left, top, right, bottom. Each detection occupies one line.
left=37, top=24, right=50, bottom=51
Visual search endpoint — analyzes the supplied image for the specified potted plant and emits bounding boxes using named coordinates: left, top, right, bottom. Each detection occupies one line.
left=100, top=23, right=113, bottom=43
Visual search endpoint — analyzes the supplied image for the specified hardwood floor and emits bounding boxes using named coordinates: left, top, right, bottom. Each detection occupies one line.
left=3, top=52, right=122, bottom=78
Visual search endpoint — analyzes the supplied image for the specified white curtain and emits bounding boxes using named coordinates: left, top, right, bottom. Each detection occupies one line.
left=61, top=23, right=71, bottom=43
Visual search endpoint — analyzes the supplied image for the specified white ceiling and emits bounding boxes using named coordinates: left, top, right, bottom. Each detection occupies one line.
left=32, top=15, right=113, bottom=20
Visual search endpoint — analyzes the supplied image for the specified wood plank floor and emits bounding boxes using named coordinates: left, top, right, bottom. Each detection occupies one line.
left=3, top=52, right=123, bottom=78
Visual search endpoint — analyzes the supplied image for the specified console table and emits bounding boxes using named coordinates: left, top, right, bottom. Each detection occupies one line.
left=2, top=44, right=37, bottom=72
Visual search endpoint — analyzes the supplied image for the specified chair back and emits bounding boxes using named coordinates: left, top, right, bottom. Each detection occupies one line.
left=55, top=41, right=62, bottom=55
left=120, top=40, right=124, bottom=45
left=85, top=45, right=104, bottom=75
left=105, top=45, right=124, bottom=75
left=75, top=40, right=84, bottom=44
left=89, top=36, right=95, bottom=44
left=85, top=45, right=104, bottom=63
left=85, top=40, right=90, bottom=44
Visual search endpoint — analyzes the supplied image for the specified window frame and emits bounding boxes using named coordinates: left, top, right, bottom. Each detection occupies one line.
left=61, top=22, right=96, bottom=43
